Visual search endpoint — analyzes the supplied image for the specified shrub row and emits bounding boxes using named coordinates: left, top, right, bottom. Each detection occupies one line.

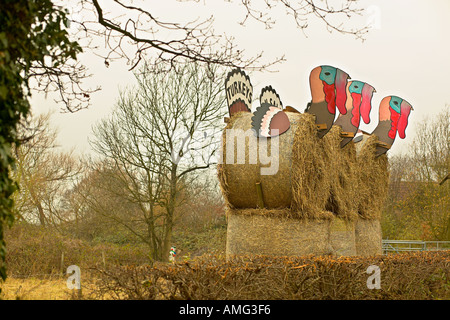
left=5, top=223, right=151, bottom=277
left=90, top=251, right=450, bottom=300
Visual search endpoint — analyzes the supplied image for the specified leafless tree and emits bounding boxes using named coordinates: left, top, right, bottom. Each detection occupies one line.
left=71, top=0, right=369, bottom=72
left=30, top=0, right=369, bottom=112
left=89, top=61, right=226, bottom=261
left=411, top=107, right=449, bottom=183
left=12, top=112, right=82, bottom=227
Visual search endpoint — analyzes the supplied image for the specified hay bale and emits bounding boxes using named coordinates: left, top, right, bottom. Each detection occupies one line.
left=217, top=112, right=260, bottom=208
left=290, top=114, right=333, bottom=219
left=219, top=112, right=313, bottom=210
left=328, top=217, right=356, bottom=256
left=322, top=126, right=359, bottom=220
left=226, top=208, right=331, bottom=258
left=355, top=135, right=389, bottom=219
left=226, top=209, right=382, bottom=258
left=218, top=113, right=389, bottom=221
left=355, top=218, right=382, bottom=256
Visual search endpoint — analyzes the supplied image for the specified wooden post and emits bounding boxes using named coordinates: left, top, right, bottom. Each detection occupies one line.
left=102, top=251, right=106, bottom=269
left=255, top=182, right=265, bottom=208
left=60, top=252, right=65, bottom=275
left=340, top=131, right=355, bottom=138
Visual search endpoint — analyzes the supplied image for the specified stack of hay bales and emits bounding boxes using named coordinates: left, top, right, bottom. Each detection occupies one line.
left=354, top=134, right=389, bottom=256
left=218, top=111, right=389, bottom=258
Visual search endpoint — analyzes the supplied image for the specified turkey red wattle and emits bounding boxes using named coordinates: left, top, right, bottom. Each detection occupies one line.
left=350, top=92, right=362, bottom=127
left=388, top=107, right=400, bottom=140
left=323, top=82, right=336, bottom=114
left=335, top=69, right=349, bottom=115
left=360, top=84, right=375, bottom=124
left=397, top=101, right=412, bottom=139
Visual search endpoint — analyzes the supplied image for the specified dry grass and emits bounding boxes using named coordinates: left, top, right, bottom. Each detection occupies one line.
left=0, top=274, right=107, bottom=300
left=0, top=277, right=73, bottom=300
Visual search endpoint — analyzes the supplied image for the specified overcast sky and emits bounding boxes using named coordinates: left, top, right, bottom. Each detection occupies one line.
left=31, top=0, right=450, bottom=157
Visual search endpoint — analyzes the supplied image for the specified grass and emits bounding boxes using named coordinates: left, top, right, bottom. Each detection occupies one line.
left=1, top=277, right=73, bottom=300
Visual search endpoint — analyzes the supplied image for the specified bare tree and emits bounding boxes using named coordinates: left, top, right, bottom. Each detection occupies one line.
left=12, top=112, right=82, bottom=227
left=89, top=61, right=226, bottom=261
left=71, top=0, right=369, bottom=72
left=410, top=107, right=449, bottom=183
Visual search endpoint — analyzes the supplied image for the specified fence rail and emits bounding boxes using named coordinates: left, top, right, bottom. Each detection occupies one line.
left=382, top=240, right=450, bottom=254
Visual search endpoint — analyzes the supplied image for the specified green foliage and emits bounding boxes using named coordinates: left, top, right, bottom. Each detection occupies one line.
left=382, top=108, right=449, bottom=240
left=172, top=219, right=227, bottom=257
left=0, top=0, right=81, bottom=281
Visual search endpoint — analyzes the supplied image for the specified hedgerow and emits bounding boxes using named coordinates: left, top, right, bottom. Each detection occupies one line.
left=90, top=251, right=450, bottom=300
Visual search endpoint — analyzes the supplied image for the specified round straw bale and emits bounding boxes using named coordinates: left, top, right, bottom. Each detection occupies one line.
left=321, top=125, right=359, bottom=220
left=355, top=218, right=382, bottom=256
left=218, top=111, right=305, bottom=209
left=217, top=112, right=259, bottom=208
left=225, top=208, right=332, bottom=258
left=355, top=135, right=390, bottom=219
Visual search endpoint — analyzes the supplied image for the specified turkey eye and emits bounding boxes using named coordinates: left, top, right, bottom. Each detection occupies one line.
left=354, top=86, right=359, bottom=89
left=324, top=72, right=330, bottom=76
left=394, top=101, right=398, bottom=105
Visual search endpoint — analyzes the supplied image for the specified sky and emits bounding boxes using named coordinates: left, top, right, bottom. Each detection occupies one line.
left=31, top=0, right=450, bottom=157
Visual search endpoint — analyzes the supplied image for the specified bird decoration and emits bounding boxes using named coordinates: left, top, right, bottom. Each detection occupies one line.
left=260, top=85, right=283, bottom=109
left=305, top=65, right=351, bottom=138
left=370, top=96, right=413, bottom=157
left=251, top=86, right=291, bottom=138
left=169, top=246, right=177, bottom=264
left=225, top=68, right=253, bottom=117
left=224, top=66, right=413, bottom=156
left=334, top=80, right=376, bottom=147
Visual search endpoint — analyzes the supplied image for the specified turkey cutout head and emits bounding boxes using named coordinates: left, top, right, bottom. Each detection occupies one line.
left=379, top=96, right=413, bottom=140
left=346, top=80, right=376, bottom=128
left=309, top=65, right=350, bottom=115
left=334, top=80, right=376, bottom=148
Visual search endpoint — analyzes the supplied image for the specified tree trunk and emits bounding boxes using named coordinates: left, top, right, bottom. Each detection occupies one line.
left=161, top=165, right=177, bottom=262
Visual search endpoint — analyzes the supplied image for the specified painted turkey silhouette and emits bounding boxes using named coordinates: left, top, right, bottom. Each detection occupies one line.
left=333, top=80, right=376, bottom=147
left=225, top=69, right=291, bottom=138
left=225, top=68, right=253, bottom=117
left=252, top=86, right=290, bottom=138
left=369, top=96, right=413, bottom=156
left=306, top=65, right=350, bottom=138
left=225, top=67, right=412, bottom=155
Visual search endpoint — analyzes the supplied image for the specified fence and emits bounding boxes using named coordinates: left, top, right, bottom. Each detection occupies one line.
left=382, top=240, right=450, bottom=254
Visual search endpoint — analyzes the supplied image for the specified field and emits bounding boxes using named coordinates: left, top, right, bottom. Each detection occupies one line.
left=1, top=277, right=74, bottom=300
